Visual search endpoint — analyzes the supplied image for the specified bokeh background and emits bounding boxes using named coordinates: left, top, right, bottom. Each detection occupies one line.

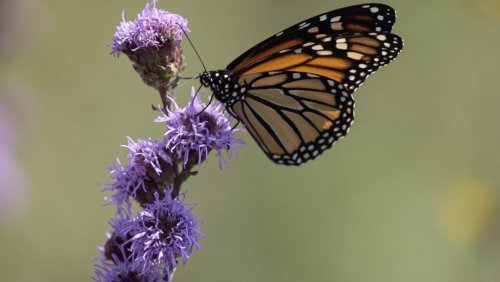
left=1, top=0, right=499, bottom=281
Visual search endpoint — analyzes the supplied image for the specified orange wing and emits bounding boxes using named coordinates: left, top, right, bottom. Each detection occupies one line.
left=236, top=33, right=403, bottom=92
left=227, top=3, right=398, bottom=74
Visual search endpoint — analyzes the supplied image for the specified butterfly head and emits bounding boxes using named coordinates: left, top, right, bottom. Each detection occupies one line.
left=199, top=70, right=237, bottom=105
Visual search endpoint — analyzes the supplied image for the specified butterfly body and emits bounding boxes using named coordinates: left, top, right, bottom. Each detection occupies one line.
left=200, top=3, right=403, bottom=165
left=200, top=70, right=241, bottom=106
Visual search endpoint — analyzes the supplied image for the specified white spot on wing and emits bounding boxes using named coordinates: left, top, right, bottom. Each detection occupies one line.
left=317, top=50, right=333, bottom=55
left=336, top=43, right=348, bottom=50
left=299, top=22, right=310, bottom=29
left=308, top=27, right=319, bottom=33
left=330, top=16, right=341, bottom=22
left=312, top=44, right=323, bottom=50
left=347, top=51, right=364, bottom=60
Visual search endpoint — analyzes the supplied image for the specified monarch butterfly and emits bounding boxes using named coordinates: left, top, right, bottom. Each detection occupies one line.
left=199, top=3, right=403, bottom=165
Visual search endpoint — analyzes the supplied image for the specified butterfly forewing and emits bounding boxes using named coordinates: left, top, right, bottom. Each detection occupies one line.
left=235, top=32, right=403, bottom=92
left=227, top=3, right=397, bottom=74
left=230, top=72, right=355, bottom=165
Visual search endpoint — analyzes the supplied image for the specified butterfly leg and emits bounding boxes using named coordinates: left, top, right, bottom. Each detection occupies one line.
left=231, top=120, right=240, bottom=130
left=195, top=91, right=214, bottom=117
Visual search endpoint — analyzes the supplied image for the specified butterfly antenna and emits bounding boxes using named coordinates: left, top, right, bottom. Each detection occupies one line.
left=177, top=24, right=207, bottom=72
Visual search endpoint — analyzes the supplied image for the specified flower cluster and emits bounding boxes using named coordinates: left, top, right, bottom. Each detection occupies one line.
left=102, top=137, right=173, bottom=217
left=110, top=0, right=188, bottom=55
left=95, top=191, right=201, bottom=281
left=98, top=2, right=246, bottom=279
left=156, top=88, right=245, bottom=169
left=110, top=0, right=189, bottom=91
left=126, top=192, right=201, bottom=277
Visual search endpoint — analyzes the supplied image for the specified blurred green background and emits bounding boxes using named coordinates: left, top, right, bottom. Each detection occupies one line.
left=1, top=0, right=499, bottom=281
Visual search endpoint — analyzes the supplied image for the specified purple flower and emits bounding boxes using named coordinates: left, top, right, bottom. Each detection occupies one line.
left=110, top=0, right=188, bottom=55
left=102, top=218, right=134, bottom=264
left=103, top=137, right=172, bottom=216
left=94, top=260, right=165, bottom=282
left=110, top=0, right=189, bottom=91
left=125, top=191, right=201, bottom=277
left=155, top=87, right=245, bottom=168
left=95, top=218, right=165, bottom=282
left=124, top=137, right=170, bottom=176
left=94, top=255, right=164, bottom=282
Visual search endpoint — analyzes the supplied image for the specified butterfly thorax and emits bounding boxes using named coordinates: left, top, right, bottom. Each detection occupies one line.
left=200, top=70, right=242, bottom=106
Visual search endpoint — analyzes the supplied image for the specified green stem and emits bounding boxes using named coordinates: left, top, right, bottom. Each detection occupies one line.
left=158, top=85, right=173, bottom=111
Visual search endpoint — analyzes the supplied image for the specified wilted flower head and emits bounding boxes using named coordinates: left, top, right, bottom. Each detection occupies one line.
left=125, top=191, right=201, bottom=277
left=110, top=0, right=189, bottom=91
left=156, top=87, right=245, bottom=169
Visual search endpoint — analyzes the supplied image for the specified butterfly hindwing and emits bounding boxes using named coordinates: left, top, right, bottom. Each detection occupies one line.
left=227, top=3, right=397, bottom=75
left=230, top=72, right=355, bottom=165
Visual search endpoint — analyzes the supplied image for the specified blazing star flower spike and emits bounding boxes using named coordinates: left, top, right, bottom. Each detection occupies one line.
left=110, top=0, right=189, bottom=92
left=155, top=87, right=245, bottom=169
